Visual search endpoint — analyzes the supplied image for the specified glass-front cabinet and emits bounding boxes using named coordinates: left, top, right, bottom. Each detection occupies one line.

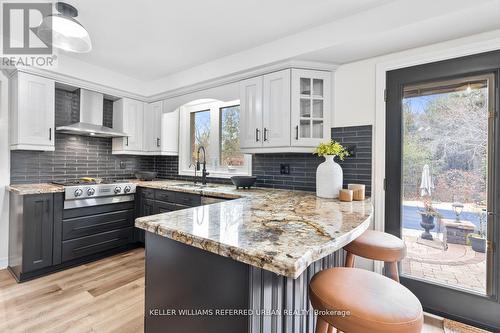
left=239, top=67, right=332, bottom=153
left=291, top=69, right=331, bottom=147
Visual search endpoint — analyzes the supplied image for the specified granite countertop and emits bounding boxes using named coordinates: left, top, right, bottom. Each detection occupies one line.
left=134, top=180, right=373, bottom=278
left=8, top=180, right=373, bottom=278
left=8, top=183, right=65, bottom=195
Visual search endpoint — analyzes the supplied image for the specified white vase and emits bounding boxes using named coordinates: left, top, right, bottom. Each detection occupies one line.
left=316, top=155, right=343, bottom=198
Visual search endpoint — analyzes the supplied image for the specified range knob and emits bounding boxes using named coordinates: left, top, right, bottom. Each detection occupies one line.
left=114, top=186, right=122, bottom=194
left=124, top=185, right=131, bottom=193
left=87, top=188, right=96, bottom=196
left=74, top=188, right=83, bottom=197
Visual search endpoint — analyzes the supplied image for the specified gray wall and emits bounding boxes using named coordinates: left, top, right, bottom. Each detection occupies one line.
left=252, top=125, right=372, bottom=194
left=10, top=89, right=155, bottom=184
left=154, top=125, right=372, bottom=194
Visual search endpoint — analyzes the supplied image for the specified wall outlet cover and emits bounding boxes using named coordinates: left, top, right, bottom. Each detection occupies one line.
left=280, top=164, right=290, bottom=175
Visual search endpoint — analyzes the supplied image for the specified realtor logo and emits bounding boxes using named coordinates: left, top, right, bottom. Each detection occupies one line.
left=2, top=2, right=52, bottom=54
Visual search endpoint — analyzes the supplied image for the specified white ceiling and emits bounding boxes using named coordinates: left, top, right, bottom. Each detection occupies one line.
left=61, top=0, right=395, bottom=80
left=298, top=0, right=500, bottom=64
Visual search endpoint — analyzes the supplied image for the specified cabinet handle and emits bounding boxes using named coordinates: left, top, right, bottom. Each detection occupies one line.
left=156, top=138, right=160, bottom=147
left=263, top=128, right=268, bottom=141
left=126, top=137, right=129, bottom=146
left=49, top=128, right=52, bottom=141
left=295, top=126, right=299, bottom=140
left=255, top=128, right=260, bottom=142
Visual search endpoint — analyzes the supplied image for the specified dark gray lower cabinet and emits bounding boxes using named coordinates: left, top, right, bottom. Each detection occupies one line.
left=134, top=187, right=201, bottom=244
left=20, top=194, right=53, bottom=271
left=61, top=201, right=135, bottom=262
left=8, top=192, right=61, bottom=281
left=9, top=192, right=136, bottom=282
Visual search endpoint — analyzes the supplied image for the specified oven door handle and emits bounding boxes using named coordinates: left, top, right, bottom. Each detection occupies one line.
left=64, top=195, right=135, bottom=210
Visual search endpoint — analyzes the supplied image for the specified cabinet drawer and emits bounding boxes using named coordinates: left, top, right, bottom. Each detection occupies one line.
left=62, top=228, right=133, bottom=262
left=155, top=201, right=189, bottom=213
left=140, top=188, right=155, bottom=200
left=155, top=190, right=201, bottom=207
left=62, top=209, right=134, bottom=240
left=63, top=201, right=134, bottom=219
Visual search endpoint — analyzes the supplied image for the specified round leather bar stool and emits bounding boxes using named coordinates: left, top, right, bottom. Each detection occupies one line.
left=309, top=267, right=423, bottom=333
left=344, top=230, right=406, bottom=282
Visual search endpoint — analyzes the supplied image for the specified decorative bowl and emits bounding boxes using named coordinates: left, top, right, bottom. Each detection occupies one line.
left=230, top=176, right=257, bottom=189
left=135, top=171, right=157, bottom=181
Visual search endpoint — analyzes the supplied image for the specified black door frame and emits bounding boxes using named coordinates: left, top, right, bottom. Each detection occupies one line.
left=385, top=50, right=500, bottom=330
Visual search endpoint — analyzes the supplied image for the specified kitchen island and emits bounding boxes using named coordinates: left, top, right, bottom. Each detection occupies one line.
left=134, top=181, right=373, bottom=333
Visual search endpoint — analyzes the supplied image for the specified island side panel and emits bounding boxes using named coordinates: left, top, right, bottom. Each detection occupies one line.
left=144, top=232, right=250, bottom=333
left=248, top=251, right=342, bottom=333
left=145, top=232, right=344, bottom=333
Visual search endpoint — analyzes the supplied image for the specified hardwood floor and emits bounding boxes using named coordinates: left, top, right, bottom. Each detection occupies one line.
left=0, top=248, right=145, bottom=333
left=0, top=248, right=454, bottom=333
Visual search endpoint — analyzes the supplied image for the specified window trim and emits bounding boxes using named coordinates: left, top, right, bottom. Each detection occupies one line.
left=178, top=99, right=252, bottom=178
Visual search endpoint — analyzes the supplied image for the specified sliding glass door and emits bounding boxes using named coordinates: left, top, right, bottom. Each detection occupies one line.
left=385, top=51, right=500, bottom=330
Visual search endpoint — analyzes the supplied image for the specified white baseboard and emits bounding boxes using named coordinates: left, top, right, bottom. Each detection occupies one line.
left=0, top=257, right=8, bottom=269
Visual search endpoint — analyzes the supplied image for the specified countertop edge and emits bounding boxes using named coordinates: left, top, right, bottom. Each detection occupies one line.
left=7, top=184, right=65, bottom=195
left=135, top=208, right=373, bottom=279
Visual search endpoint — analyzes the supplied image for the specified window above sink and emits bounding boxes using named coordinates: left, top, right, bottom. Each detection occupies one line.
left=178, top=99, right=252, bottom=179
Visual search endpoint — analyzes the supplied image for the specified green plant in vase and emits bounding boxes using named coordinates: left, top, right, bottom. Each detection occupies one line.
left=313, top=140, right=349, bottom=160
left=313, top=140, right=349, bottom=199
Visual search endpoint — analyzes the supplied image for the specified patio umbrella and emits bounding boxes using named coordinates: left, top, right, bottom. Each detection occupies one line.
left=420, top=164, right=434, bottom=197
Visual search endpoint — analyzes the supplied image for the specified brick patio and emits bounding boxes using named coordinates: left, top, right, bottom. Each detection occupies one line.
left=402, top=229, right=486, bottom=294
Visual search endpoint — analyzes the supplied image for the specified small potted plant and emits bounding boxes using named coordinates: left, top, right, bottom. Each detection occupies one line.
left=419, top=197, right=441, bottom=240
left=313, top=140, right=349, bottom=198
left=469, top=207, right=487, bottom=253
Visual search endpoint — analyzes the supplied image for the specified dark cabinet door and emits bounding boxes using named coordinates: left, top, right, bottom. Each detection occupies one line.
left=23, top=194, right=53, bottom=272
left=135, top=189, right=155, bottom=244
left=142, top=199, right=155, bottom=216
left=155, top=201, right=189, bottom=213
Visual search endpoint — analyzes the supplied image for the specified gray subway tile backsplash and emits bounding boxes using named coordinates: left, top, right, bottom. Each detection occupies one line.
left=251, top=125, right=372, bottom=194
left=10, top=89, right=372, bottom=193
left=10, top=89, right=155, bottom=184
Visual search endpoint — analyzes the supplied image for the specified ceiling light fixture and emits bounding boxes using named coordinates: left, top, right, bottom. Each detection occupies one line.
left=37, top=2, right=92, bottom=53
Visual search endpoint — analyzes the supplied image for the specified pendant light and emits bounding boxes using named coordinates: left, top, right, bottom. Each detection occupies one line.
left=37, top=2, right=92, bottom=53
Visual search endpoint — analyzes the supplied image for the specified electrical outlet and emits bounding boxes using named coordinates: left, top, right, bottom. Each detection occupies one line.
left=346, top=145, right=356, bottom=157
left=280, top=164, right=290, bottom=175
left=119, top=161, right=126, bottom=169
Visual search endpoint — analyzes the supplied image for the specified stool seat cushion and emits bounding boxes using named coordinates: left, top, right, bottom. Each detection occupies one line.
left=309, top=267, right=423, bottom=333
left=344, top=230, right=406, bottom=262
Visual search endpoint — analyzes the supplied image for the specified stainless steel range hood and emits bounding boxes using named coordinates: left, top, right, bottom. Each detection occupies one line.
left=56, top=89, right=127, bottom=138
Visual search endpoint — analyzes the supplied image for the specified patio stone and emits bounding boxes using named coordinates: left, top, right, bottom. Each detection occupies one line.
left=402, top=229, right=486, bottom=294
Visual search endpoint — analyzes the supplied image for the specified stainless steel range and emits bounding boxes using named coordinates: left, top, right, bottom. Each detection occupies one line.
left=53, top=180, right=137, bottom=209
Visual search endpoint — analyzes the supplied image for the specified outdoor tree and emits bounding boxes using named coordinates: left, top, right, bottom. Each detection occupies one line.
left=403, top=87, right=488, bottom=203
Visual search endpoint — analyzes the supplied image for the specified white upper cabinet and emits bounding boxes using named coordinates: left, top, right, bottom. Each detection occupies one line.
left=262, top=69, right=291, bottom=147
left=240, top=68, right=331, bottom=153
left=239, top=76, right=263, bottom=149
left=291, top=69, right=331, bottom=147
left=10, top=72, right=55, bottom=151
left=112, top=98, right=144, bottom=154
left=143, top=101, right=162, bottom=153
left=160, top=104, right=179, bottom=156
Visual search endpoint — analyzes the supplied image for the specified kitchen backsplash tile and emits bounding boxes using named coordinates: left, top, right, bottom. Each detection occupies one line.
left=252, top=125, right=372, bottom=194
left=11, top=90, right=372, bottom=193
left=154, top=156, right=232, bottom=185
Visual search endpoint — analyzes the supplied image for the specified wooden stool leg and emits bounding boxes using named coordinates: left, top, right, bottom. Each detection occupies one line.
left=387, top=261, right=400, bottom=282
left=345, top=251, right=355, bottom=268
left=327, top=324, right=337, bottom=333
left=315, top=316, right=330, bottom=333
